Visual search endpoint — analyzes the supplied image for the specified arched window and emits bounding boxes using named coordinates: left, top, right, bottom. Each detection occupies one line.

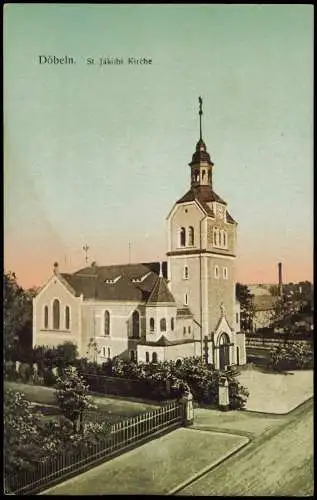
left=104, top=311, right=110, bottom=336
left=145, top=352, right=150, bottom=363
left=183, top=326, right=186, bottom=335
left=132, top=310, right=140, bottom=338
left=44, top=306, right=48, bottom=329
left=223, top=231, right=227, bottom=248
left=184, top=265, right=189, bottom=279
left=184, top=293, right=188, bottom=305
left=53, top=299, right=60, bottom=329
left=188, top=326, right=191, bottom=334
left=214, top=265, right=219, bottom=279
left=65, top=306, right=70, bottom=330
left=180, top=227, right=186, bottom=247
left=160, top=318, right=166, bottom=332
left=130, top=350, right=135, bottom=362
left=108, top=347, right=111, bottom=359
left=152, top=352, right=158, bottom=363
left=223, top=267, right=228, bottom=279
left=188, top=226, right=194, bottom=246
left=149, top=317, right=155, bottom=332
left=202, top=170, right=206, bottom=181
left=194, top=169, right=199, bottom=182
left=171, top=317, right=174, bottom=331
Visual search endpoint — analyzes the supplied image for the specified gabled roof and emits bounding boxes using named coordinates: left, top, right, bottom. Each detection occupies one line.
left=176, top=186, right=236, bottom=224
left=147, top=277, right=176, bottom=304
left=60, top=262, right=168, bottom=302
left=253, top=295, right=277, bottom=312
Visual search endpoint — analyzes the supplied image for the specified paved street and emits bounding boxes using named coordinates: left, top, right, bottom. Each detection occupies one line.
left=177, top=399, right=314, bottom=496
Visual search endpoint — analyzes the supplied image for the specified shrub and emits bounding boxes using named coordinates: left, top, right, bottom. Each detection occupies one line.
left=42, top=368, right=57, bottom=387
left=19, top=363, right=33, bottom=384
left=270, top=342, right=314, bottom=371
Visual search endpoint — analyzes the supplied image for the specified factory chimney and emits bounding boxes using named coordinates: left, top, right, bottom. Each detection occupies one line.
left=278, top=262, right=283, bottom=296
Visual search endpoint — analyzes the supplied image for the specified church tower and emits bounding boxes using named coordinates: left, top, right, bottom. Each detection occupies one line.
left=166, top=98, right=244, bottom=369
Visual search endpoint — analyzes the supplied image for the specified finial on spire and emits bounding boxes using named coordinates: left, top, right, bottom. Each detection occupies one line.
left=198, top=96, right=203, bottom=140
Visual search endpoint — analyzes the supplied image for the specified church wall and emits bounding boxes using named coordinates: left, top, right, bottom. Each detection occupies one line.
left=144, top=304, right=177, bottom=343
left=169, top=202, right=204, bottom=252
left=207, top=255, right=236, bottom=334
left=33, top=276, right=81, bottom=352
left=78, top=301, right=146, bottom=361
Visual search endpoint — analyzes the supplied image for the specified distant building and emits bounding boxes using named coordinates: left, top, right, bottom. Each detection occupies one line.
left=33, top=100, right=246, bottom=369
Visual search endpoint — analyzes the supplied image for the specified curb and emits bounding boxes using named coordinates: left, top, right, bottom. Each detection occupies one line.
left=168, top=437, right=250, bottom=495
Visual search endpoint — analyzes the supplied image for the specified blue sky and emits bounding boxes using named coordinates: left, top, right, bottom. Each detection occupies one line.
left=4, top=4, right=313, bottom=287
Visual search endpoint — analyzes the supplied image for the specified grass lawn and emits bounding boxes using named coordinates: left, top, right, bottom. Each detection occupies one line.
left=4, top=381, right=159, bottom=423
left=238, top=367, right=313, bottom=414
left=41, top=428, right=248, bottom=495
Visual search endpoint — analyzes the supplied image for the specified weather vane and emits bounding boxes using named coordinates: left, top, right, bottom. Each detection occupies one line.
left=83, top=244, right=90, bottom=264
left=198, top=96, right=203, bottom=139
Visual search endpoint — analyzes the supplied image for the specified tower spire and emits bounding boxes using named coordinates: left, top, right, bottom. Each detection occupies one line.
left=199, top=96, right=203, bottom=140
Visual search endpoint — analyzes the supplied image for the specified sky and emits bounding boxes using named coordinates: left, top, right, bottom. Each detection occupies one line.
left=4, top=4, right=313, bottom=289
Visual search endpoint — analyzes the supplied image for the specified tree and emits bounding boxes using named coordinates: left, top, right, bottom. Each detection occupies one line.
left=4, top=271, right=37, bottom=354
left=4, top=388, right=44, bottom=477
left=55, top=367, right=97, bottom=433
left=236, top=283, right=255, bottom=332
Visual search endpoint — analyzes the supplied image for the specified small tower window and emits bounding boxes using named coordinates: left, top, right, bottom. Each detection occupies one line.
left=149, top=317, right=155, bottom=332
left=208, top=170, right=211, bottom=183
left=160, top=318, right=166, bottom=332
left=214, top=265, right=219, bottom=279
left=44, top=306, right=48, bottom=329
left=171, top=317, right=175, bottom=331
left=194, top=170, right=199, bottom=183
left=180, top=227, right=186, bottom=247
left=223, top=231, right=227, bottom=248
left=184, top=265, right=189, bottom=279
left=188, top=226, right=194, bottom=246
left=202, top=170, right=206, bottom=181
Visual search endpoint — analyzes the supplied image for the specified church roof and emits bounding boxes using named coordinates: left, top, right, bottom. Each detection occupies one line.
left=60, top=262, right=168, bottom=302
left=140, top=337, right=196, bottom=347
left=147, top=277, right=176, bottom=304
left=176, top=185, right=236, bottom=224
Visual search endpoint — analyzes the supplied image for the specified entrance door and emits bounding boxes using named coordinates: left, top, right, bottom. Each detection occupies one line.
left=219, top=333, right=230, bottom=370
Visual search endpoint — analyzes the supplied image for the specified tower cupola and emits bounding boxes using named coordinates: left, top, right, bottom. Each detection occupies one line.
left=189, top=97, right=214, bottom=188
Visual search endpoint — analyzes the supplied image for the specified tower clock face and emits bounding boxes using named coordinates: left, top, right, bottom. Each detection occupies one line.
left=216, top=204, right=225, bottom=219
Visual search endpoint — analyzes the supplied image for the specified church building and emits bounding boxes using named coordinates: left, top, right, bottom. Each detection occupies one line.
left=32, top=99, right=246, bottom=370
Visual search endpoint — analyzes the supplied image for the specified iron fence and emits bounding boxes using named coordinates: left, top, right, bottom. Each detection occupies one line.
left=6, top=400, right=185, bottom=495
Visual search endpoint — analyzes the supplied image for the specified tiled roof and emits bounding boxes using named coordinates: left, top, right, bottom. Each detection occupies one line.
left=147, top=277, right=176, bottom=304
left=140, top=337, right=196, bottom=347
left=60, top=262, right=168, bottom=302
left=176, top=307, right=193, bottom=318
left=176, top=186, right=236, bottom=224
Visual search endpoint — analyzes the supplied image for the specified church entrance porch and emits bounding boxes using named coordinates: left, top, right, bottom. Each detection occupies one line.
left=218, top=332, right=230, bottom=370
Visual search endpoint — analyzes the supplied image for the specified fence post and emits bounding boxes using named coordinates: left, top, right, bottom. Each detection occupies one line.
left=181, top=391, right=194, bottom=426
